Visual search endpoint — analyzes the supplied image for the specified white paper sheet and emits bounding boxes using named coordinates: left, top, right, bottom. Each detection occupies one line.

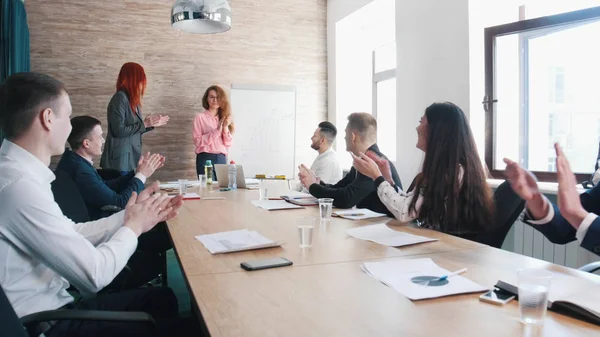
left=334, top=209, right=388, bottom=220
left=168, top=192, right=201, bottom=199
left=346, top=224, right=437, bottom=247
left=195, top=229, right=280, bottom=254
left=362, top=258, right=488, bottom=300
left=251, top=200, right=303, bottom=210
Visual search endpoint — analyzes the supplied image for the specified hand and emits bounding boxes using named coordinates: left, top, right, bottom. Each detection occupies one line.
left=136, top=152, right=165, bottom=178
left=224, top=116, right=232, bottom=127
left=144, top=114, right=169, bottom=128
left=298, top=164, right=318, bottom=188
left=135, top=182, right=183, bottom=222
left=555, top=143, right=587, bottom=228
left=366, top=151, right=393, bottom=183
left=503, top=157, right=547, bottom=219
left=350, top=152, right=383, bottom=180
left=124, top=192, right=173, bottom=236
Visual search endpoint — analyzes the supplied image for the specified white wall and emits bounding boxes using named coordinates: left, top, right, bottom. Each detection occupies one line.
left=395, top=0, right=471, bottom=185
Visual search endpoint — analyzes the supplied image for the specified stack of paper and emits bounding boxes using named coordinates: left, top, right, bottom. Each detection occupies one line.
left=251, top=200, right=303, bottom=211
left=333, top=209, right=388, bottom=220
left=195, top=229, right=281, bottom=254
left=346, top=224, right=437, bottom=247
left=362, top=258, right=488, bottom=300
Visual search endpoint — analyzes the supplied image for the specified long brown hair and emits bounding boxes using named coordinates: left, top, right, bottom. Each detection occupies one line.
left=116, top=62, right=146, bottom=113
left=202, top=85, right=234, bottom=133
left=408, top=102, right=494, bottom=234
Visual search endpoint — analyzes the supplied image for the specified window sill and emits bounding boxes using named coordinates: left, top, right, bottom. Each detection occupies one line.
left=486, top=179, right=586, bottom=195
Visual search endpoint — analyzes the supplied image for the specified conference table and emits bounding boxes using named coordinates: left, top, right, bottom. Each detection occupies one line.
left=166, top=181, right=600, bottom=337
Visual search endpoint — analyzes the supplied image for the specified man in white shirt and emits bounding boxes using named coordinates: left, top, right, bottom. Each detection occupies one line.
left=0, top=72, right=194, bottom=337
left=296, top=121, right=343, bottom=191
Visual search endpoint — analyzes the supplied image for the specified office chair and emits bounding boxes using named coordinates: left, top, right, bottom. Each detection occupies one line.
left=0, top=285, right=154, bottom=337
left=579, top=261, right=600, bottom=273
left=475, top=180, right=526, bottom=248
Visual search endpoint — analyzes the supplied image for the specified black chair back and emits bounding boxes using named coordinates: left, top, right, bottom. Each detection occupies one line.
left=0, top=285, right=28, bottom=337
left=476, top=180, right=526, bottom=248
left=51, top=169, right=90, bottom=223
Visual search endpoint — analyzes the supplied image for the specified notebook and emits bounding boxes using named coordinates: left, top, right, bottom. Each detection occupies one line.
left=495, top=276, right=600, bottom=325
left=281, top=191, right=318, bottom=206
left=333, top=209, right=388, bottom=220
left=195, top=229, right=281, bottom=254
left=362, top=258, right=487, bottom=300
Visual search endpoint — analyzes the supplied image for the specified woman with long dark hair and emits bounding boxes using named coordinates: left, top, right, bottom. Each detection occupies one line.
left=352, top=102, right=494, bottom=240
left=193, top=85, right=234, bottom=179
left=100, top=62, right=169, bottom=174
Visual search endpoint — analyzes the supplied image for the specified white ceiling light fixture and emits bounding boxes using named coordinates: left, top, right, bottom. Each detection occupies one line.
left=171, top=0, right=232, bottom=34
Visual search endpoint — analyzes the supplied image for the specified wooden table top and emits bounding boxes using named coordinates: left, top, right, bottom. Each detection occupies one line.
left=167, top=183, right=484, bottom=276
left=166, top=185, right=600, bottom=336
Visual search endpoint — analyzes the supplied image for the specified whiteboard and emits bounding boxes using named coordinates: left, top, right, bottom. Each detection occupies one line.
left=228, top=84, right=296, bottom=178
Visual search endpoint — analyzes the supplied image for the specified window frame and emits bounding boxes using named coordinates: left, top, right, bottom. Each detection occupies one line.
left=484, top=6, right=600, bottom=182
left=372, top=47, right=397, bottom=161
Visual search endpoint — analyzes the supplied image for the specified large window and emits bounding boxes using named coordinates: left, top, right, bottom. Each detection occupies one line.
left=373, top=42, right=396, bottom=161
left=484, top=6, right=600, bottom=182
left=335, top=0, right=395, bottom=168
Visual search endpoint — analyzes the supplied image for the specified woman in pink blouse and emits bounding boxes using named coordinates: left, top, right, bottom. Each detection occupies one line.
left=193, top=85, right=234, bottom=180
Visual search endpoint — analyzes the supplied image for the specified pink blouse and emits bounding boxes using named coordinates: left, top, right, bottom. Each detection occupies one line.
left=192, top=110, right=233, bottom=155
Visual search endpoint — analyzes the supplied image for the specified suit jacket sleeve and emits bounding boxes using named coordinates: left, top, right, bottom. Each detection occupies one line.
left=524, top=184, right=600, bottom=255
left=75, top=167, right=144, bottom=210
left=107, top=93, right=145, bottom=138
left=308, top=169, right=375, bottom=209
left=105, top=171, right=140, bottom=193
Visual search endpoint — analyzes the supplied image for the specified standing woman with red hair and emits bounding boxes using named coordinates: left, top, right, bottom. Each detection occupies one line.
left=193, top=85, right=234, bottom=180
left=101, top=62, right=169, bottom=174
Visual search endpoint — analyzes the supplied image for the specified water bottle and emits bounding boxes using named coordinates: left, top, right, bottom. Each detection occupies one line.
left=204, top=160, right=213, bottom=185
left=228, top=160, right=237, bottom=190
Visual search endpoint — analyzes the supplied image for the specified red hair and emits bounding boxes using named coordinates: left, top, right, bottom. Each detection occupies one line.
left=116, top=62, right=147, bottom=113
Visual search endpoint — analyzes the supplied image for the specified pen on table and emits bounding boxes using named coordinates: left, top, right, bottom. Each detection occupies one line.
left=434, top=268, right=467, bottom=281
left=268, top=197, right=283, bottom=200
left=344, top=213, right=365, bottom=217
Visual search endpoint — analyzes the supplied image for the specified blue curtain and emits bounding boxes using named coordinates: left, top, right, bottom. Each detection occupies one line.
left=0, top=0, right=30, bottom=145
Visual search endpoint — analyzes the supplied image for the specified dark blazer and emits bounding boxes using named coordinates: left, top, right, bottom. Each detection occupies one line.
left=308, top=144, right=402, bottom=216
left=523, top=184, right=600, bottom=256
left=100, top=90, right=153, bottom=171
left=57, top=150, right=144, bottom=220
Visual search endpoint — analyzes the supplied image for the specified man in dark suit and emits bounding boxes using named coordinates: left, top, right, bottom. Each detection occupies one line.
left=57, top=116, right=163, bottom=220
left=57, top=116, right=172, bottom=289
left=299, top=112, right=402, bottom=215
left=505, top=143, right=600, bottom=256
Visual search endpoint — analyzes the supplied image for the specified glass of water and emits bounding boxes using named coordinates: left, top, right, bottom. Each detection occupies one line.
left=518, top=268, right=552, bottom=325
left=318, top=198, right=334, bottom=222
left=297, top=217, right=316, bottom=248
left=198, top=174, right=207, bottom=188
left=178, top=179, right=188, bottom=195
left=259, top=183, right=269, bottom=200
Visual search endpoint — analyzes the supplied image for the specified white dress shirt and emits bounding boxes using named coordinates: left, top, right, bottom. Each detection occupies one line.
left=526, top=195, right=593, bottom=244
left=0, top=140, right=138, bottom=318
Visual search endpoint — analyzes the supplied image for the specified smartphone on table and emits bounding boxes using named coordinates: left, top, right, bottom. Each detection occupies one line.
left=240, top=257, right=293, bottom=271
left=479, top=288, right=516, bottom=305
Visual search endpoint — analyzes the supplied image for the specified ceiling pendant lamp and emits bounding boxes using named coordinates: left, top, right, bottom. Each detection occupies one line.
left=171, top=0, right=232, bottom=34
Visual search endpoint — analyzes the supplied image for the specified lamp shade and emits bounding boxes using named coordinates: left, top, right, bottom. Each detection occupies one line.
left=171, top=0, right=232, bottom=34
